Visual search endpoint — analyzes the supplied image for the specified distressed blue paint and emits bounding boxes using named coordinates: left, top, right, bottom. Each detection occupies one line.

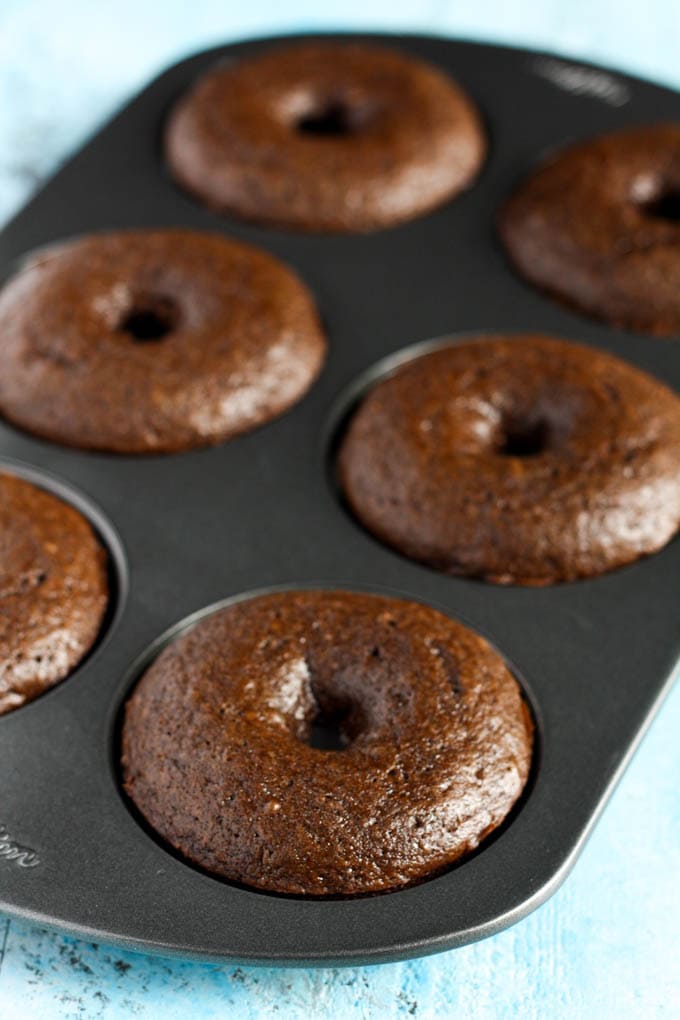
left=0, top=2, right=679, bottom=1016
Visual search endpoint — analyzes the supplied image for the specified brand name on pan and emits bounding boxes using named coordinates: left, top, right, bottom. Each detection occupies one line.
left=0, top=823, right=40, bottom=868
left=532, top=57, right=630, bottom=107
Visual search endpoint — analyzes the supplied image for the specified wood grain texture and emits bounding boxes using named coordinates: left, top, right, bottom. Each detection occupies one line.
left=0, top=1, right=679, bottom=1015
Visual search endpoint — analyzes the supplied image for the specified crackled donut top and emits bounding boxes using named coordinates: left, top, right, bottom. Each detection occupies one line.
left=165, top=42, right=486, bottom=232
left=338, top=334, right=680, bottom=584
left=0, top=473, right=108, bottom=715
left=0, top=229, right=325, bottom=453
left=499, top=124, right=680, bottom=336
left=121, top=590, right=532, bottom=896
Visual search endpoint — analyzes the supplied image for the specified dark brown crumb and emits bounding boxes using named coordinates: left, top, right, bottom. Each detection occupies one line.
left=338, top=334, right=680, bottom=583
left=165, top=42, right=486, bottom=232
left=121, top=590, right=532, bottom=896
left=499, top=124, right=680, bottom=336
left=0, top=229, right=325, bottom=453
left=0, top=473, right=108, bottom=714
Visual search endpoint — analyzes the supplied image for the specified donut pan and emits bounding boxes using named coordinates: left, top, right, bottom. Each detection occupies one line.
left=1, top=33, right=679, bottom=967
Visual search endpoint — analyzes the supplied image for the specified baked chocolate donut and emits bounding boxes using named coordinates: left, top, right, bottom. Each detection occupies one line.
left=121, top=590, right=532, bottom=896
left=499, top=125, right=680, bottom=335
left=0, top=473, right=108, bottom=715
left=0, top=230, right=325, bottom=453
left=338, top=334, right=680, bottom=584
left=165, top=42, right=486, bottom=232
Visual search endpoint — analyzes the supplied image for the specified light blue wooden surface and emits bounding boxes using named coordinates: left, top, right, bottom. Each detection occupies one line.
left=1, top=2, right=679, bottom=1017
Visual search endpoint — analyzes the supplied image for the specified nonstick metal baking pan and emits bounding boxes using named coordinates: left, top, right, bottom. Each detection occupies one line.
left=1, top=33, right=679, bottom=966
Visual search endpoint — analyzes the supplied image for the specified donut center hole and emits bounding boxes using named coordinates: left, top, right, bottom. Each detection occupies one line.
left=307, top=707, right=351, bottom=751
left=118, top=294, right=179, bottom=342
left=303, top=693, right=367, bottom=750
left=641, top=188, right=680, bottom=222
left=499, top=416, right=550, bottom=457
left=296, top=99, right=371, bottom=137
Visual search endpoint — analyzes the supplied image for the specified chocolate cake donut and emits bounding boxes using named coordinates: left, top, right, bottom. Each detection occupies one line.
left=0, top=473, right=108, bottom=715
left=121, top=590, right=532, bottom=896
left=338, top=334, right=680, bottom=584
left=499, top=124, right=680, bottom=335
left=0, top=229, right=325, bottom=453
left=165, top=42, right=486, bottom=232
